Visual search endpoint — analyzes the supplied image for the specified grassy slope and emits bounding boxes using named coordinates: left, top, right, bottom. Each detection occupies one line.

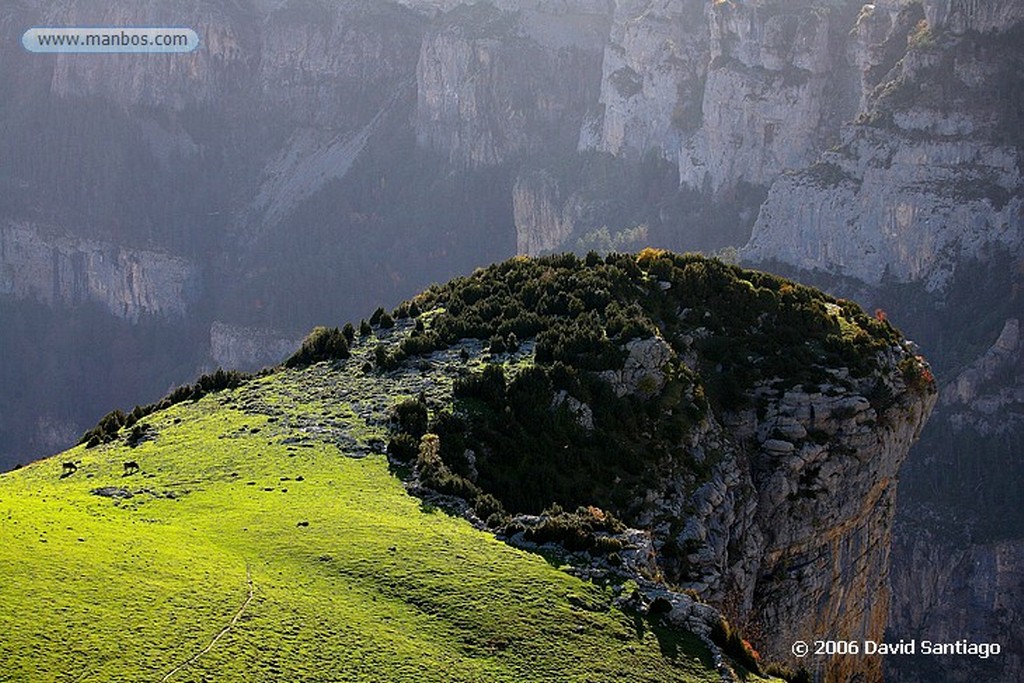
left=0, top=340, right=725, bottom=682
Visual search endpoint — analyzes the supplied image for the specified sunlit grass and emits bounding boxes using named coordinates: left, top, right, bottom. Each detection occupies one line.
left=0, top=382, right=719, bottom=682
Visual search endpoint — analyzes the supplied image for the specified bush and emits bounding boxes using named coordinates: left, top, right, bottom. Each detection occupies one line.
left=473, top=492, right=505, bottom=521
left=374, top=344, right=398, bottom=370
left=710, top=618, right=761, bottom=675
left=453, top=364, right=506, bottom=406
left=511, top=506, right=626, bottom=553
left=488, top=335, right=506, bottom=354
left=393, top=397, right=428, bottom=440
left=285, top=326, right=350, bottom=368
left=388, top=433, right=419, bottom=462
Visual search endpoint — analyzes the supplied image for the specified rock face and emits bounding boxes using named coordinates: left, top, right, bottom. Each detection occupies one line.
left=208, top=322, right=301, bottom=371
left=740, top=7, right=1024, bottom=682
left=598, top=336, right=674, bottom=398
left=923, top=0, right=1024, bottom=34
left=888, top=520, right=1024, bottom=683
left=743, top=4, right=1024, bottom=290
left=679, top=0, right=861, bottom=194
left=943, top=318, right=1020, bottom=411
left=0, top=222, right=199, bottom=321
left=414, top=2, right=608, bottom=167
left=583, top=0, right=862, bottom=195
left=513, top=172, right=577, bottom=256
left=634, top=352, right=935, bottom=683
left=583, top=0, right=708, bottom=160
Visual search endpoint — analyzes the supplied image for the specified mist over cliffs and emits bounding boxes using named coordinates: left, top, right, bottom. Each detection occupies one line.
left=1, top=1, right=1022, bottom=681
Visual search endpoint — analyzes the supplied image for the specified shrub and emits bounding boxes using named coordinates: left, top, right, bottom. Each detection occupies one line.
left=488, top=335, right=506, bottom=354
left=473, top=493, right=505, bottom=521
left=342, top=323, right=356, bottom=344
left=285, top=326, right=350, bottom=368
left=374, top=344, right=396, bottom=370
left=514, top=506, right=626, bottom=553
left=388, top=433, right=419, bottom=462
left=393, top=397, right=428, bottom=440
left=710, top=618, right=761, bottom=675
left=453, top=364, right=506, bottom=406
left=359, top=319, right=372, bottom=336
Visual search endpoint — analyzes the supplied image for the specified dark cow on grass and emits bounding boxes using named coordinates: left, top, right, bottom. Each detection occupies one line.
left=123, top=461, right=140, bottom=476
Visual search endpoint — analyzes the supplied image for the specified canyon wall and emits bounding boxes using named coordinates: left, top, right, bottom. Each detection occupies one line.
left=2, top=2, right=1021, bottom=679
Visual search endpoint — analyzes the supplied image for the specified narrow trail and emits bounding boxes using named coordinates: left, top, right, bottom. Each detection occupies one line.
left=159, top=566, right=254, bottom=683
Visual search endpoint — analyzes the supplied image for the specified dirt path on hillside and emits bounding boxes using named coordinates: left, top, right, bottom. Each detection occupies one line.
left=159, top=566, right=254, bottom=682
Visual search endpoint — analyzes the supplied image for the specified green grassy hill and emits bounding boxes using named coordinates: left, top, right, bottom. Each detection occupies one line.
left=1, top=250, right=900, bottom=682
left=0, top=338, right=726, bottom=683
left=1, top=379, right=724, bottom=682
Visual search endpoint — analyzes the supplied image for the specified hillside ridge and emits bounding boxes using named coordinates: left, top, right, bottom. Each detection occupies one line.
left=32, top=251, right=937, bottom=682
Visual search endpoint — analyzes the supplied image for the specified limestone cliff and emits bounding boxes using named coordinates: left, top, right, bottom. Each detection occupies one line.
left=739, top=7, right=1024, bottom=681
left=679, top=0, right=861, bottom=194
left=582, top=0, right=708, bottom=160
left=888, top=519, right=1024, bottom=683
left=634, top=335, right=935, bottom=683
left=414, top=2, right=608, bottom=167
left=743, top=3, right=1024, bottom=289
left=0, top=222, right=199, bottom=321
left=923, top=0, right=1024, bottom=34
left=581, top=0, right=862, bottom=197
left=512, top=171, right=578, bottom=256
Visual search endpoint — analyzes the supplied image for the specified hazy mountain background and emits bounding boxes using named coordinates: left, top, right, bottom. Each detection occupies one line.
left=1, top=1, right=1021, bottom=680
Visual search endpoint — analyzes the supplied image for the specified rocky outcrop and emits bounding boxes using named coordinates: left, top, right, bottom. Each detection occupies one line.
left=630, top=338, right=936, bottom=683
left=599, top=335, right=674, bottom=398
left=0, top=222, right=199, bottom=321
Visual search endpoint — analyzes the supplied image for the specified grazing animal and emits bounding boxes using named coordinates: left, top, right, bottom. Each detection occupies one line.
left=61, top=461, right=78, bottom=475
left=123, top=461, right=140, bottom=476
